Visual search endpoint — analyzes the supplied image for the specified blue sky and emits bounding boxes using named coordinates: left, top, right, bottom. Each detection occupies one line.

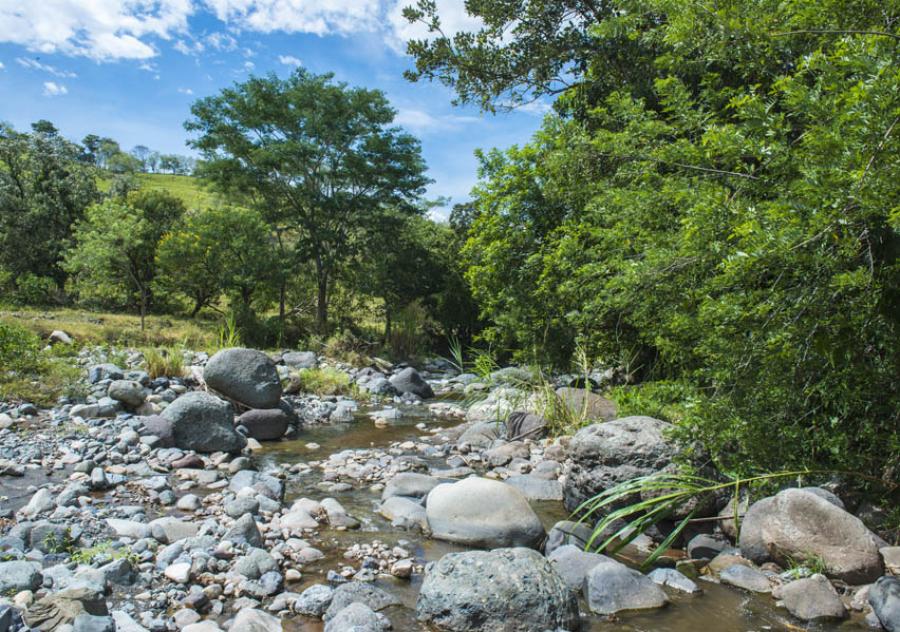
left=0, top=1, right=547, bottom=216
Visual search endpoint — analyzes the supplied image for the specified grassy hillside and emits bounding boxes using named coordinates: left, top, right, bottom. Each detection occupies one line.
left=98, top=173, right=222, bottom=210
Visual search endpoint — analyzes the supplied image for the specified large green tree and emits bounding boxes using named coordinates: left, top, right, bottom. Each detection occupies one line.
left=0, top=122, right=99, bottom=291
left=408, top=0, right=900, bottom=478
left=185, top=69, right=430, bottom=332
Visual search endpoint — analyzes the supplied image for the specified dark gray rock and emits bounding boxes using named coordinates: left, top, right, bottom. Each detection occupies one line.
left=224, top=513, right=263, bottom=547
left=417, top=548, right=579, bottom=632
left=547, top=544, right=612, bottom=591
left=137, top=415, right=175, bottom=448
left=739, top=488, right=883, bottom=583
left=505, top=411, right=547, bottom=440
left=204, top=347, right=282, bottom=409
left=161, top=391, right=245, bottom=453
left=425, top=477, right=545, bottom=549
left=687, top=533, right=731, bottom=560
left=389, top=367, right=434, bottom=399
left=584, top=558, right=667, bottom=615
left=563, top=416, right=678, bottom=512
left=323, top=582, right=400, bottom=620
left=544, top=520, right=594, bottom=556
left=776, top=574, right=846, bottom=621
left=237, top=403, right=296, bottom=441
left=870, top=576, right=900, bottom=632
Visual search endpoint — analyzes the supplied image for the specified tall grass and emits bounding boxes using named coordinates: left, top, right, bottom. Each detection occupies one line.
left=293, top=367, right=353, bottom=396
left=143, top=347, right=185, bottom=379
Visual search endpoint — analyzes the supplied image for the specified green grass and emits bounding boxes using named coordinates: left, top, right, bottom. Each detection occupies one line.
left=142, top=347, right=185, bottom=379
left=293, top=367, right=353, bottom=396
left=97, top=173, right=222, bottom=210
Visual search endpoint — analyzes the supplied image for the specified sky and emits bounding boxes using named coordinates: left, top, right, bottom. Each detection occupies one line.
left=0, top=1, right=548, bottom=217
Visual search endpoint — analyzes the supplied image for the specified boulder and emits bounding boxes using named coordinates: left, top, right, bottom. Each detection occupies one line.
left=107, top=380, right=145, bottom=408
left=137, top=415, right=175, bottom=448
left=49, top=330, right=73, bottom=345
left=457, top=420, right=506, bottom=448
left=161, top=391, right=245, bottom=454
left=231, top=608, right=283, bottom=631
left=323, top=582, right=400, bottom=620
left=24, top=586, right=108, bottom=630
left=381, top=472, right=440, bottom=501
left=555, top=387, right=617, bottom=422
left=325, top=603, right=389, bottom=632
left=425, top=477, right=545, bottom=549
left=237, top=404, right=296, bottom=441
left=563, top=416, right=678, bottom=512
left=739, top=488, right=883, bottom=583
left=378, top=497, right=428, bottom=531
left=547, top=544, right=612, bottom=591
left=89, top=363, right=124, bottom=384
left=465, top=387, right=525, bottom=423
left=0, top=561, right=42, bottom=593
left=282, top=351, right=317, bottom=369
left=416, top=548, right=579, bottom=632
left=776, top=574, right=846, bottom=621
left=505, top=411, right=547, bottom=439
left=719, top=564, right=771, bottom=593
left=545, top=520, right=594, bottom=556
left=204, top=347, right=282, bottom=409
left=505, top=475, right=563, bottom=501
left=293, top=584, right=334, bottom=617
left=869, top=576, right=900, bottom=632
left=389, top=367, right=434, bottom=399
left=584, top=558, right=667, bottom=615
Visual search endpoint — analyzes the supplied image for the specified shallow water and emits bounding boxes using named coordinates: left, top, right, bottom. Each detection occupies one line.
left=253, top=405, right=870, bottom=632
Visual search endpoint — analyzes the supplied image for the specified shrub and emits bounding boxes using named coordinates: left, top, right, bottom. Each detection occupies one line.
left=0, top=320, right=42, bottom=374
left=294, top=367, right=352, bottom=396
left=143, top=347, right=185, bottom=379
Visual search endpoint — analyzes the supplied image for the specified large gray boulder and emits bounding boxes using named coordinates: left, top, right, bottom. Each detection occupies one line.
left=870, top=576, right=900, bottom=632
left=416, top=548, right=580, bottom=632
left=425, top=477, right=545, bottom=549
left=739, top=488, right=883, bottom=583
left=161, top=392, right=245, bottom=453
left=381, top=472, right=440, bottom=501
left=563, top=416, right=678, bottom=512
left=547, top=544, right=613, bottom=591
left=237, top=403, right=296, bottom=441
left=389, top=367, right=434, bottom=399
left=107, top=380, right=146, bottom=408
left=137, top=415, right=175, bottom=448
left=775, top=574, right=846, bottom=621
left=584, top=558, right=668, bottom=615
left=204, top=348, right=281, bottom=409
left=0, top=561, right=42, bottom=593
left=555, top=387, right=617, bottom=422
left=282, top=351, right=317, bottom=369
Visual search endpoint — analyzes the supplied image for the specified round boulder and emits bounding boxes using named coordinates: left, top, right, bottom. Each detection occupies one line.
left=869, top=576, right=900, bottom=632
left=425, top=477, right=544, bottom=549
left=237, top=402, right=296, bottom=441
left=739, top=488, right=883, bottom=584
left=584, top=557, right=668, bottom=615
left=563, top=416, right=678, bottom=512
left=555, top=387, right=617, bottom=422
left=389, top=367, right=434, bottom=399
left=416, top=547, right=579, bottom=632
left=161, top=391, right=245, bottom=453
left=107, top=380, right=146, bottom=408
left=204, top=347, right=282, bottom=409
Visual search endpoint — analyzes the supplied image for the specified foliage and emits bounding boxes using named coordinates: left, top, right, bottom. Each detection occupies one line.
left=0, top=122, right=99, bottom=290
left=142, top=348, right=185, bottom=379
left=0, top=320, right=42, bottom=375
left=0, top=321, right=85, bottom=405
left=294, top=367, right=353, bottom=396
left=414, top=0, right=900, bottom=479
left=186, top=68, right=431, bottom=332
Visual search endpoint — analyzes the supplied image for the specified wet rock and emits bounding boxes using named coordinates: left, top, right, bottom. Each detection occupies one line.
left=545, top=520, right=594, bottom=556
left=687, top=533, right=732, bottom=560
left=232, top=607, right=283, bottom=631
left=425, top=477, right=545, bottom=549
left=204, top=347, right=282, bottom=409
left=563, top=416, right=678, bottom=512
left=648, top=568, right=700, bottom=594
left=237, top=405, right=295, bottom=441
left=584, top=558, right=668, bottom=615
left=378, top=497, right=428, bottom=531
left=293, top=584, right=334, bottom=617
left=417, top=547, right=579, bottom=632
left=381, top=472, right=440, bottom=501
left=547, top=544, right=612, bottom=591
left=229, top=470, right=284, bottom=502
left=869, top=576, right=900, bottom=632
left=161, top=391, right=246, bottom=453
left=323, top=582, right=400, bottom=620
left=389, top=367, right=434, bottom=399
left=325, top=602, right=389, bottom=632
left=739, top=488, right=883, bottom=583
left=0, top=561, right=42, bottom=593
left=776, top=574, right=846, bottom=621
left=719, top=564, right=771, bottom=593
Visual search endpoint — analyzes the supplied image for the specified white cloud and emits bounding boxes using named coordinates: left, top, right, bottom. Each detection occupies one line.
left=278, top=54, right=302, bottom=67
left=203, top=0, right=381, bottom=36
left=178, top=87, right=194, bottom=94
left=0, top=0, right=193, bottom=61
left=243, top=60, right=254, bottom=70
left=15, top=57, right=77, bottom=78
left=174, top=39, right=203, bottom=55
left=395, top=108, right=481, bottom=135
left=206, top=31, right=237, bottom=50
left=42, top=81, right=68, bottom=96
left=0, top=61, right=4, bottom=70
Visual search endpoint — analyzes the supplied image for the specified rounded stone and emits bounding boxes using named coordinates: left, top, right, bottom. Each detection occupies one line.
left=204, top=347, right=282, bottom=409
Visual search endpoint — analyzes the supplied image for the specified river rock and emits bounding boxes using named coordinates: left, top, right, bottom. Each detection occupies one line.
left=225, top=513, right=263, bottom=547
left=293, top=584, right=334, bottom=617
left=417, top=548, right=579, bottom=632
left=282, top=351, right=317, bottom=369
left=648, top=568, right=700, bottom=593
left=457, top=420, right=506, bottom=448
left=232, top=607, right=283, bottom=631
left=0, top=561, right=42, bottom=593
left=739, top=488, right=883, bottom=583
left=563, top=416, right=678, bottom=512
left=325, top=602, right=389, bottom=632
left=719, top=564, right=771, bottom=593
left=378, top=496, right=427, bottom=531
left=548, top=544, right=612, bottom=591
left=381, top=472, right=440, bottom=501
left=138, top=415, right=175, bottom=448
left=555, top=387, right=617, bottom=422
left=425, top=477, right=545, bottom=548
left=505, top=411, right=547, bottom=439
left=584, top=558, right=667, bottom=615
left=107, top=380, right=145, bottom=408
left=505, top=474, right=563, bottom=501
left=161, top=391, right=245, bottom=453
left=229, top=470, right=284, bottom=502
left=389, top=367, right=434, bottom=399
left=776, top=574, right=846, bottom=621
left=24, top=586, right=108, bottom=630
left=323, top=582, right=400, bottom=620
left=204, top=348, right=282, bottom=409
left=237, top=404, right=295, bottom=441
left=545, top=520, right=594, bottom=556
left=870, top=576, right=900, bottom=632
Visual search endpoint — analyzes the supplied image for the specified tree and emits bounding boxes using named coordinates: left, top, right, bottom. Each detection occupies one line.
left=131, top=145, right=151, bottom=171
left=0, top=122, right=99, bottom=290
left=64, top=190, right=185, bottom=329
left=156, top=206, right=277, bottom=319
left=107, top=151, right=142, bottom=174
left=185, top=69, right=430, bottom=332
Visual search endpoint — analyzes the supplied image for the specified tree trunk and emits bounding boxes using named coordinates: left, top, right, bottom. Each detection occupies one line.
left=139, top=289, right=147, bottom=332
left=278, top=280, right=286, bottom=342
left=384, top=310, right=392, bottom=342
left=315, top=256, right=328, bottom=333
